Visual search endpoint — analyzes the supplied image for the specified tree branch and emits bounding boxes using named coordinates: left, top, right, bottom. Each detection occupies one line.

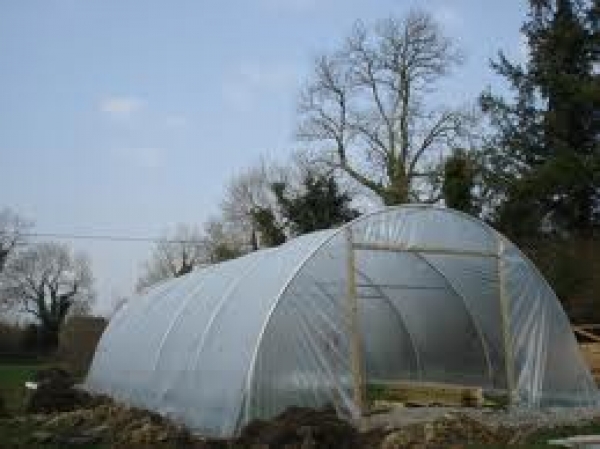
left=408, top=110, right=463, bottom=176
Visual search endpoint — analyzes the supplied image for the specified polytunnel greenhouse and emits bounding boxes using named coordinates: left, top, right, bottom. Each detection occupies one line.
left=85, top=205, right=599, bottom=437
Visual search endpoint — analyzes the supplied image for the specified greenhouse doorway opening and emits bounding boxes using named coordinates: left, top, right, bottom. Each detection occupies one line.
left=344, top=226, right=514, bottom=414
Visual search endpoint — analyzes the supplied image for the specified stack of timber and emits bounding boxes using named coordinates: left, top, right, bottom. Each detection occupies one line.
left=368, top=381, right=484, bottom=408
left=573, top=325, right=600, bottom=385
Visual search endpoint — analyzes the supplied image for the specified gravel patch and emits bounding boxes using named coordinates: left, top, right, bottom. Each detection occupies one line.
left=463, top=406, right=600, bottom=429
left=361, top=405, right=600, bottom=433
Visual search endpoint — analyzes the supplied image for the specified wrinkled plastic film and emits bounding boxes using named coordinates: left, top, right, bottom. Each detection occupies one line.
left=502, top=239, right=598, bottom=406
left=87, top=231, right=337, bottom=437
left=85, top=205, right=599, bottom=438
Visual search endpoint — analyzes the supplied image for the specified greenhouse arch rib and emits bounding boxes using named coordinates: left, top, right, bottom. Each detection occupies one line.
left=190, top=251, right=272, bottom=370
left=241, top=230, right=341, bottom=425
left=151, top=270, right=214, bottom=373
left=242, top=204, right=509, bottom=423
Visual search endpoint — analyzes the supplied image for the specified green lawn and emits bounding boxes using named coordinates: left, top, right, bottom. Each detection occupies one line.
left=0, top=362, right=41, bottom=414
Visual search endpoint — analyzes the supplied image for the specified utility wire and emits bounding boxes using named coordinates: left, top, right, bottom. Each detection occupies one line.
left=16, top=232, right=204, bottom=245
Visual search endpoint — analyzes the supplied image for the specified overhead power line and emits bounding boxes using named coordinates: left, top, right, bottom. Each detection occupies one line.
left=18, top=232, right=204, bottom=245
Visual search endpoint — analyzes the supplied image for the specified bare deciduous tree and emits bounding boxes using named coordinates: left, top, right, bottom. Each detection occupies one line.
left=0, top=208, right=32, bottom=272
left=0, top=242, right=94, bottom=345
left=297, top=11, right=474, bottom=205
left=220, top=158, right=286, bottom=249
left=202, top=217, right=246, bottom=262
left=136, top=224, right=208, bottom=292
left=219, top=154, right=353, bottom=248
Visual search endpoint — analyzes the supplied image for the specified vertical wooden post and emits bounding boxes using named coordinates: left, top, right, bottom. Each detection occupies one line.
left=497, top=238, right=516, bottom=404
left=345, top=227, right=366, bottom=415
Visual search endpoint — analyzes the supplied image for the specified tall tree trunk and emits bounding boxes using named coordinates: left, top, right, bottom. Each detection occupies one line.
left=382, top=162, right=410, bottom=205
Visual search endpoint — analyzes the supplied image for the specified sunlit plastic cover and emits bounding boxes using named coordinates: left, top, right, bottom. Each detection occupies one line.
left=85, top=205, right=599, bottom=437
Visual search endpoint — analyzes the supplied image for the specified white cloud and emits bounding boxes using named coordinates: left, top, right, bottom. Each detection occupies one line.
left=100, top=96, right=144, bottom=120
left=113, top=146, right=164, bottom=169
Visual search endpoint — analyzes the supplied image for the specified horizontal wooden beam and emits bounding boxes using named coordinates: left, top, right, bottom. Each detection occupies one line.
left=368, top=381, right=484, bottom=407
left=352, top=241, right=498, bottom=258
left=573, top=326, right=600, bottom=343
left=358, top=283, right=446, bottom=291
left=316, top=280, right=446, bottom=291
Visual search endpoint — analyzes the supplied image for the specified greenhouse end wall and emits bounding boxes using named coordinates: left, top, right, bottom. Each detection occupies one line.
left=85, top=205, right=600, bottom=437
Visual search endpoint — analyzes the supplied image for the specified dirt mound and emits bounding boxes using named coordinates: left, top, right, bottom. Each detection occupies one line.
left=0, top=393, right=8, bottom=418
left=7, top=394, right=551, bottom=449
left=25, top=367, right=92, bottom=413
left=33, top=399, right=195, bottom=447
left=25, top=403, right=362, bottom=448
left=237, top=406, right=359, bottom=449
left=235, top=407, right=511, bottom=449
left=29, top=402, right=359, bottom=448
left=33, top=367, right=73, bottom=386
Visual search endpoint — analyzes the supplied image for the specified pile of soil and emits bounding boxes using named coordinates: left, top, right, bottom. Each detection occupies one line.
left=20, top=402, right=363, bottom=448
left=0, top=393, right=8, bottom=418
left=237, top=406, right=360, bottom=449
left=6, top=393, right=597, bottom=449
left=25, top=367, right=92, bottom=413
left=28, top=400, right=194, bottom=447
left=31, top=403, right=365, bottom=448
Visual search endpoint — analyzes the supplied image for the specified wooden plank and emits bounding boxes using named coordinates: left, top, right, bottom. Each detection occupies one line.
left=352, top=241, right=498, bottom=258
left=580, top=343, right=600, bottom=371
left=345, top=227, right=366, bottom=415
left=580, top=342, right=600, bottom=387
left=497, top=238, right=516, bottom=404
left=573, top=326, right=600, bottom=343
left=368, top=381, right=484, bottom=407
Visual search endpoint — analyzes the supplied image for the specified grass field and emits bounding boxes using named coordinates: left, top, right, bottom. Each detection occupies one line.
left=0, top=362, right=41, bottom=413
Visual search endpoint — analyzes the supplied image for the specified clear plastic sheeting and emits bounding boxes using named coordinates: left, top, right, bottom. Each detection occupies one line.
left=85, top=205, right=599, bottom=438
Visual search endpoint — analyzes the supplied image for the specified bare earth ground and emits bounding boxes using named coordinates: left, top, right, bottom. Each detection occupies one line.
left=2, top=396, right=600, bottom=449
left=1, top=364, right=600, bottom=449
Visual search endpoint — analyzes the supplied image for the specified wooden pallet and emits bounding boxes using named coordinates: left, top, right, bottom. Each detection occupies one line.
left=573, top=325, right=600, bottom=343
left=368, top=381, right=484, bottom=407
left=575, top=325, right=600, bottom=384
left=580, top=343, right=600, bottom=381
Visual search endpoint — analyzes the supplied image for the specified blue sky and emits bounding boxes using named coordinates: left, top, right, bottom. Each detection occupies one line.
left=0, top=0, right=527, bottom=314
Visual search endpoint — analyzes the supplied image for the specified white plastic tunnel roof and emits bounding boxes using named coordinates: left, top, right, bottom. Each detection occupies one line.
left=86, top=205, right=599, bottom=437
